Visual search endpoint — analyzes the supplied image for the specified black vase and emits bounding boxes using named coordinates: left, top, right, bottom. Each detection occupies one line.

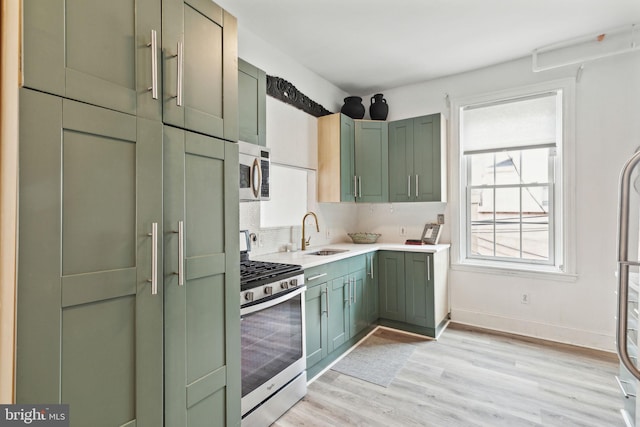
left=340, top=96, right=365, bottom=119
left=369, top=93, right=388, bottom=121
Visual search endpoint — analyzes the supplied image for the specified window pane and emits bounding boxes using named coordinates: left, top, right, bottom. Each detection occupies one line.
left=495, top=188, right=521, bottom=259
left=522, top=187, right=550, bottom=260
left=521, top=148, right=549, bottom=184
left=469, top=152, right=494, bottom=186
left=494, top=151, right=521, bottom=185
left=469, top=188, right=494, bottom=256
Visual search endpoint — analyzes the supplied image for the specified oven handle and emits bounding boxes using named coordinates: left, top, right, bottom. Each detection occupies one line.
left=240, top=285, right=306, bottom=316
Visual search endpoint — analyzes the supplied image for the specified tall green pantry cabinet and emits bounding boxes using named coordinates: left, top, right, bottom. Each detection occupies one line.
left=18, top=1, right=240, bottom=426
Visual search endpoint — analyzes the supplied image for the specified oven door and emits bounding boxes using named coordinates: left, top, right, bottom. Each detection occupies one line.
left=239, top=152, right=261, bottom=201
left=240, top=286, right=306, bottom=416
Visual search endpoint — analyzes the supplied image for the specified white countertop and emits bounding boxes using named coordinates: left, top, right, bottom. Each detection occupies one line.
left=251, top=242, right=450, bottom=269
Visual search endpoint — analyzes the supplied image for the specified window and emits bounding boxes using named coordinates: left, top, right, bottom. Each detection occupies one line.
left=456, top=82, right=573, bottom=274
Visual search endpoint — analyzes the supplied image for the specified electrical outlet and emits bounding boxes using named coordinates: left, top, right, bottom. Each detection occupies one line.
left=258, top=233, right=264, bottom=247
left=399, top=226, right=407, bottom=236
left=521, top=293, right=530, bottom=304
left=437, top=214, right=445, bottom=225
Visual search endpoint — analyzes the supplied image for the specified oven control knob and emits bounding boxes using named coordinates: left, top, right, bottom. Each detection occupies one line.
left=290, top=278, right=298, bottom=287
left=280, top=281, right=289, bottom=290
left=264, top=286, right=273, bottom=295
left=244, top=292, right=254, bottom=302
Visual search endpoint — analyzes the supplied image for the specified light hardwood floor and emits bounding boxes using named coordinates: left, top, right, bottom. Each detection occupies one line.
left=274, top=324, right=623, bottom=427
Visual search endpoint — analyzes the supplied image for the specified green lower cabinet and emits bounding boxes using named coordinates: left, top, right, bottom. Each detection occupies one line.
left=305, top=283, right=329, bottom=367
left=349, top=266, right=368, bottom=339
left=304, top=254, right=377, bottom=378
left=328, top=275, right=350, bottom=352
left=17, top=89, right=163, bottom=426
left=378, top=251, right=406, bottom=322
left=365, top=252, right=379, bottom=323
left=405, top=253, right=434, bottom=328
left=163, top=126, right=240, bottom=427
left=17, top=88, right=240, bottom=427
left=378, top=249, right=449, bottom=337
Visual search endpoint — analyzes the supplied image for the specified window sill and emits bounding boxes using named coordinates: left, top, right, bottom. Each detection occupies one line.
left=451, top=260, right=578, bottom=282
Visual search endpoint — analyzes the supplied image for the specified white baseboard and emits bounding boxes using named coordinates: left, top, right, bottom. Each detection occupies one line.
left=451, top=308, right=616, bottom=353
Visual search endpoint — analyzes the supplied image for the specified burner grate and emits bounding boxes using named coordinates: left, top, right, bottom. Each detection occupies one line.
left=240, top=260, right=301, bottom=288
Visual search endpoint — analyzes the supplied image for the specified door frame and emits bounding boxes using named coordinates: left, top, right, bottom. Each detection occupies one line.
left=0, top=0, right=20, bottom=404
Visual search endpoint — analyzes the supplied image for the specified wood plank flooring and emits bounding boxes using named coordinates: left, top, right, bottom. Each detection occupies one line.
left=274, top=324, right=623, bottom=427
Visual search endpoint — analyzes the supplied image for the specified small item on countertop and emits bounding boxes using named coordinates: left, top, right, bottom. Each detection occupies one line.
left=421, top=223, right=442, bottom=245
left=348, top=232, right=381, bottom=244
left=405, top=239, right=424, bottom=245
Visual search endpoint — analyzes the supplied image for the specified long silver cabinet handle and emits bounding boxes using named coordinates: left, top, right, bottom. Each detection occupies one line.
left=146, top=30, right=158, bottom=99
left=172, top=221, right=185, bottom=286
left=353, top=176, right=358, bottom=198
left=415, top=175, right=419, bottom=198
left=345, top=280, right=350, bottom=304
left=324, top=288, right=330, bottom=317
left=353, top=278, right=357, bottom=304
left=407, top=175, right=411, bottom=197
left=427, top=257, right=431, bottom=281
left=147, top=222, right=158, bottom=295
left=370, top=255, right=374, bottom=278
left=307, top=273, right=327, bottom=282
left=616, top=375, right=636, bottom=398
left=176, top=41, right=183, bottom=106
left=358, top=176, right=362, bottom=198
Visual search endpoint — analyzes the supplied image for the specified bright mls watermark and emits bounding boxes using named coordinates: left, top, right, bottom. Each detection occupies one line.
left=0, top=405, right=68, bottom=426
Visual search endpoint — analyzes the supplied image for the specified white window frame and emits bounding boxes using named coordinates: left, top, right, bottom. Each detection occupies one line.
left=450, top=79, right=576, bottom=279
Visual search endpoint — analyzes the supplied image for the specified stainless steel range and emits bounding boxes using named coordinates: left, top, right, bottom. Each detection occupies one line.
left=239, top=231, right=306, bottom=427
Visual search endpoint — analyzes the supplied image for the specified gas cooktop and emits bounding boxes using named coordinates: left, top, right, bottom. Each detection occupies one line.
left=240, top=259, right=302, bottom=291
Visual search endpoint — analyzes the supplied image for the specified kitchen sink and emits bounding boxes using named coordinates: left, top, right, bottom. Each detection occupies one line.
left=310, top=249, right=349, bottom=256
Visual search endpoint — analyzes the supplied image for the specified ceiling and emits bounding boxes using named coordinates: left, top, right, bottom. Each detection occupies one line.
left=215, top=0, right=640, bottom=95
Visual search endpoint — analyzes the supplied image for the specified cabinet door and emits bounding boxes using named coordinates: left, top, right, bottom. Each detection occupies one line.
left=163, top=0, right=238, bottom=141
left=365, top=252, right=379, bottom=323
left=340, top=114, right=357, bottom=201
left=405, top=253, right=435, bottom=328
left=164, top=126, right=240, bottom=427
left=377, top=251, right=405, bottom=321
left=413, top=114, right=442, bottom=202
left=17, top=89, right=163, bottom=426
left=305, top=283, right=329, bottom=368
left=328, top=276, right=350, bottom=353
left=23, top=0, right=162, bottom=120
left=349, top=269, right=368, bottom=338
left=238, top=59, right=266, bottom=146
left=355, top=121, right=389, bottom=203
left=388, top=118, right=414, bottom=202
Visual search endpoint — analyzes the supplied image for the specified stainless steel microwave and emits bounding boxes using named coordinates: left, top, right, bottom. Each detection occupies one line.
left=238, top=141, right=270, bottom=201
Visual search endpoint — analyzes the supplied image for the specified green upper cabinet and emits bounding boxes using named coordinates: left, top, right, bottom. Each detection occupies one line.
left=163, top=0, right=238, bottom=141
left=163, top=126, right=240, bottom=427
left=355, top=120, right=389, bottom=203
left=22, top=0, right=162, bottom=120
left=17, top=88, right=163, bottom=426
left=340, top=116, right=357, bottom=201
left=389, top=113, right=446, bottom=202
left=318, top=114, right=387, bottom=203
left=238, top=59, right=266, bottom=146
left=318, top=113, right=356, bottom=202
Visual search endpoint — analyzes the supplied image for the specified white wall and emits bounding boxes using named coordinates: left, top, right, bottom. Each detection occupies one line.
left=371, top=53, right=640, bottom=351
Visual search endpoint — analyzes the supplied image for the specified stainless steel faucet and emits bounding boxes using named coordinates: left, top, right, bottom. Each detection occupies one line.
left=301, top=211, right=319, bottom=251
